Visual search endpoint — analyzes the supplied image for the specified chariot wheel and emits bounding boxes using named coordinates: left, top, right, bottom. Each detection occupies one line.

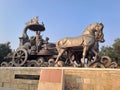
left=1, top=62, right=8, bottom=67
left=12, top=49, right=28, bottom=66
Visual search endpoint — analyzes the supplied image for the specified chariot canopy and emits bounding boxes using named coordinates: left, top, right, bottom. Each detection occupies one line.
left=25, top=16, right=45, bottom=31
left=20, top=16, right=46, bottom=46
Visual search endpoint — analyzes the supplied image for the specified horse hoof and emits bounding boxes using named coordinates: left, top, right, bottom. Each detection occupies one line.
left=73, top=64, right=77, bottom=67
left=81, top=63, right=84, bottom=67
left=84, top=64, right=88, bottom=68
left=54, top=64, right=59, bottom=67
left=76, top=64, right=82, bottom=67
left=54, top=61, right=57, bottom=64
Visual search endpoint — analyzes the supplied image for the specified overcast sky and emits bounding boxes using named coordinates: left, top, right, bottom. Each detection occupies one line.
left=0, top=0, right=120, bottom=49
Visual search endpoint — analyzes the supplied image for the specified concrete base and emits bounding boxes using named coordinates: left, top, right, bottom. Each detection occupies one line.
left=0, top=87, right=15, bottom=90
left=0, top=67, right=120, bottom=90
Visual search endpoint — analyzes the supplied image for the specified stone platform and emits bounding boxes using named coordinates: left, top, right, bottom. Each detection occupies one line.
left=0, top=67, right=120, bottom=90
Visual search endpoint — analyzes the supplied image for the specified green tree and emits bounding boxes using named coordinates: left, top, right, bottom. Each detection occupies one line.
left=99, top=46, right=115, bottom=58
left=112, top=38, right=120, bottom=65
left=0, top=42, right=12, bottom=61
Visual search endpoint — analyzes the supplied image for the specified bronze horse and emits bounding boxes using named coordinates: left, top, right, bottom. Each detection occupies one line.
left=55, top=23, right=105, bottom=67
left=65, top=39, right=101, bottom=67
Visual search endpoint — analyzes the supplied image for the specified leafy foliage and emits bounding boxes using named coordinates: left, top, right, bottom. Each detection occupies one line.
left=0, top=42, right=12, bottom=61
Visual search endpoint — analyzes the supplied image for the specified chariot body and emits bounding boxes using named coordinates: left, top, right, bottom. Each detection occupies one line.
left=3, top=17, right=58, bottom=67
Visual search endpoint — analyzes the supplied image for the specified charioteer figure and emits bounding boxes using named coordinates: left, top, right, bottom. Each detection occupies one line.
left=32, top=31, right=43, bottom=52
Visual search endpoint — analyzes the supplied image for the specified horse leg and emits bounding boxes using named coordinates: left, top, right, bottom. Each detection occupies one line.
left=75, top=53, right=82, bottom=67
left=87, top=56, right=93, bottom=66
left=69, top=54, right=77, bottom=67
left=55, top=49, right=65, bottom=64
left=87, top=52, right=93, bottom=66
left=91, top=48, right=98, bottom=62
left=66, top=50, right=73, bottom=65
left=81, top=46, right=88, bottom=67
left=65, top=51, right=70, bottom=65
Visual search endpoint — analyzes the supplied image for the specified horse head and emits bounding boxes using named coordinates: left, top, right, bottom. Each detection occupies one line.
left=95, top=23, right=105, bottom=43
left=82, top=23, right=104, bottom=37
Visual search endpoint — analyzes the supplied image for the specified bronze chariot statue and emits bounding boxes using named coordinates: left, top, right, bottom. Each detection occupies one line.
left=0, top=17, right=118, bottom=68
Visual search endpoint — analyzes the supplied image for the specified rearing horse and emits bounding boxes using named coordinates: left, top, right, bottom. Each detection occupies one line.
left=55, top=22, right=105, bottom=67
